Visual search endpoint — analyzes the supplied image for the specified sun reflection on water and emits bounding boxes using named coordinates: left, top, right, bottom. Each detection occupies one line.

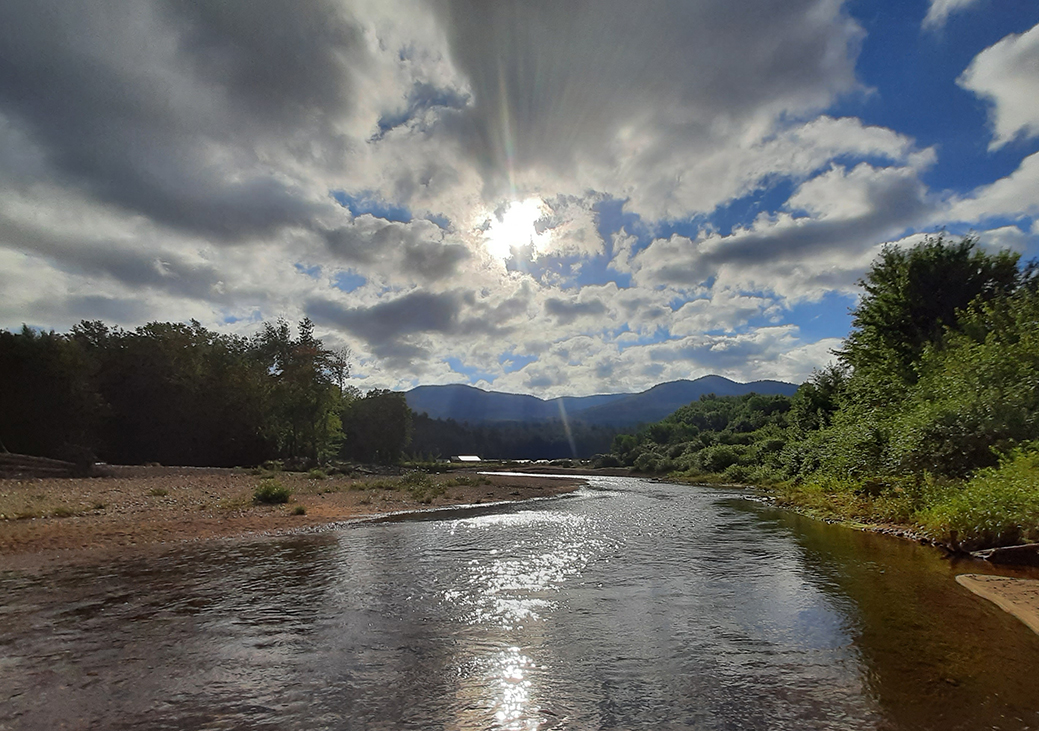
left=439, top=508, right=611, bottom=729
left=491, top=646, right=537, bottom=730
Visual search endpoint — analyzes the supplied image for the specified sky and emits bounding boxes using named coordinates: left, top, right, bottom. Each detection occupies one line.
left=1, top=0, right=1038, bottom=397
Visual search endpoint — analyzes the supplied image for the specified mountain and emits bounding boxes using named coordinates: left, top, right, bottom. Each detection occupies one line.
left=573, top=376, right=798, bottom=426
left=403, top=384, right=627, bottom=423
left=404, top=376, right=799, bottom=428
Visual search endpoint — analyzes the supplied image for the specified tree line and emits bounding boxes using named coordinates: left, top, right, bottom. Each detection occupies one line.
left=0, top=318, right=412, bottom=467
left=612, top=235, right=1039, bottom=549
left=409, top=412, right=620, bottom=461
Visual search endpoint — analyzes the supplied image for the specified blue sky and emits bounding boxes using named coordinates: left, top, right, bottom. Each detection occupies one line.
left=1, top=0, right=1037, bottom=396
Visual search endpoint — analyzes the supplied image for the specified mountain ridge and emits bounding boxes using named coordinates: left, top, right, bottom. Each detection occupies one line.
left=405, top=375, right=799, bottom=428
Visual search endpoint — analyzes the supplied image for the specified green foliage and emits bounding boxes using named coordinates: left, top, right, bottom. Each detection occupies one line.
left=921, top=449, right=1039, bottom=550
left=291, top=504, right=307, bottom=515
left=612, top=392, right=793, bottom=477
left=0, top=317, right=414, bottom=470
left=341, top=390, right=413, bottom=464
left=253, top=317, right=349, bottom=463
left=840, top=234, right=1021, bottom=387
left=0, top=326, right=103, bottom=461
left=397, top=471, right=447, bottom=503
left=307, top=468, right=327, bottom=480
left=608, top=236, right=1039, bottom=549
left=253, top=479, right=291, bottom=504
left=789, top=364, right=849, bottom=434
left=409, top=413, right=621, bottom=461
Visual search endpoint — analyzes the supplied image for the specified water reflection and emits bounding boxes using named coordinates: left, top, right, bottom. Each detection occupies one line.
left=1, top=477, right=1038, bottom=730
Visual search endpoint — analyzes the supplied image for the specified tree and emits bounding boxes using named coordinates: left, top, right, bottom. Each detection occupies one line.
left=0, top=326, right=102, bottom=461
left=252, top=318, right=348, bottom=462
left=839, top=235, right=1022, bottom=388
left=341, top=390, right=413, bottom=464
left=789, top=363, right=849, bottom=434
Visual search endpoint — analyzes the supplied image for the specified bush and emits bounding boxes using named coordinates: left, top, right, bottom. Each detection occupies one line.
left=633, top=451, right=659, bottom=473
left=307, top=468, right=327, bottom=480
left=253, top=479, right=291, bottom=504
left=921, top=449, right=1039, bottom=550
left=722, top=463, right=752, bottom=483
left=695, top=444, right=743, bottom=473
left=291, top=504, right=306, bottom=515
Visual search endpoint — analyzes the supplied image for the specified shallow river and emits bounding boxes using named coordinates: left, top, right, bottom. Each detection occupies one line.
left=2, top=476, right=1039, bottom=730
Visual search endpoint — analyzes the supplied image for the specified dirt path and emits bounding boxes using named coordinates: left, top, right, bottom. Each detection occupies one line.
left=0, top=466, right=584, bottom=569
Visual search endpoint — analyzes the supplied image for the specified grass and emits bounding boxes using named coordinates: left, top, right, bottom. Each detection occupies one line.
left=920, top=449, right=1039, bottom=550
left=291, top=504, right=306, bottom=515
left=148, top=487, right=169, bottom=497
left=745, top=448, right=1039, bottom=551
left=359, top=471, right=475, bottom=504
left=253, top=479, right=291, bottom=505
left=307, top=468, right=327, bottom=480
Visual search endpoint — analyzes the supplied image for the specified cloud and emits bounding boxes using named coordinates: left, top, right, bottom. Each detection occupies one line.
left=958, top=23, right=1039, bottom=150
left=0, top=0, right=373, bottom=238
left=922, top=0, right=985, bottom=30
left=544, top=297, right=608, bottom=326
left=947, top=151, right=1039, bottom=223
left=320, top=214, right=471, bottom=282
left=1, top=1, right=1035, bottom=398
left=630, top=163, right=933, bottom=301
left=432, top=0, right=864, bottom=211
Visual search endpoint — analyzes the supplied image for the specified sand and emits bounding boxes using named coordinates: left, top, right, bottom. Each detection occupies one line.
left=956, top=573, right=1039, bottom=636
left=0, top=466, right=584, bottom=569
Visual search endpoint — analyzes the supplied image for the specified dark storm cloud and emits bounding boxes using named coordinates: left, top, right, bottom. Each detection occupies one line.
left=433, top=0, right=860, bottom=181
left=0, top=0, right=363, bottom=238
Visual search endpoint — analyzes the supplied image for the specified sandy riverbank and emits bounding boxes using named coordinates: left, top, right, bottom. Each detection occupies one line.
left=956, top=574, right=1039, bottom=636
left=0, top=466, right=585, bottom=568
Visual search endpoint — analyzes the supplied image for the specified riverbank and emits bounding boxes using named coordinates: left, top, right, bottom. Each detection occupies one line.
left=0, top=466, right=584, bottom=567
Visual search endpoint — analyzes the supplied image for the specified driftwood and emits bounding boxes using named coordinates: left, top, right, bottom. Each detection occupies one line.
left=0, top=453, right=80, bottom=478
left=971, top=543, right=1039, bottom=567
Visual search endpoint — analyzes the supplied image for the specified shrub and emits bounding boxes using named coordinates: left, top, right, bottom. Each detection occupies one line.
left=307, top=468, right=327, bottom=480
left=921, top=449, right=1039, bottom=550
left=291, top=505, right=306, bottom=515
left=253, top=479, right=291, bottom=504
left=695, top=444, right=743, bottom=473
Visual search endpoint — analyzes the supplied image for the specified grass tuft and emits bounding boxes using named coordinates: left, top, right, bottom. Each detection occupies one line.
left=253, top=479, right=291, bottom=505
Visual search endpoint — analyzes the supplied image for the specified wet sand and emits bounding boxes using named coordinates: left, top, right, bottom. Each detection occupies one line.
left=0, top=466, right=584, bottom=569
left=956, top=573, right=1039, bottom=636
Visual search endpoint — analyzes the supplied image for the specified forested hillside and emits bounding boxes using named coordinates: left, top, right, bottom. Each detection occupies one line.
left=613, top=236, right=1039, bottom=550
left=405, top=376, right=797, bottom=427
left=0, top=318, right=411, bottom=467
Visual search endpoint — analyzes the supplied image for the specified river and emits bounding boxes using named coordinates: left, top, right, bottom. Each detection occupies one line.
left=2, top=476, right=1038, bottom=730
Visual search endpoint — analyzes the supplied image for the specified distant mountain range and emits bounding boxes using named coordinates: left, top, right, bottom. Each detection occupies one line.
left=405, top=375, right=799, bottom=428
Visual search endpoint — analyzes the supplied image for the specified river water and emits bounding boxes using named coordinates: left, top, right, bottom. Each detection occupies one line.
left=2, top=476, right=1038, bottom=730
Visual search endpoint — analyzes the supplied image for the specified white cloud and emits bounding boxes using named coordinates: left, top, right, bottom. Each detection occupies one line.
left=4, top=0, right=1033, bottom=398
left=958, top=22, right=1039, bottom=150
left=947, top=151, right=1039, bottom=222
left=630, top=163, right=933, bottom=302
left=922, top=0, right=985, bottom=30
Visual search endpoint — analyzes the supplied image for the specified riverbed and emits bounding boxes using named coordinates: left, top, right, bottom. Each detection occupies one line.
left=2, top=476, right=1038, bottom=730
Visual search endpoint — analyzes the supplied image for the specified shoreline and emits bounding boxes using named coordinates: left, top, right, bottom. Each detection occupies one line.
left=0, top=466, right=585, bottom=570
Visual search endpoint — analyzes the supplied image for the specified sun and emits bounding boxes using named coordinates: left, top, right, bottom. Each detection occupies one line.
left=482, top=198, right=550, bottom=260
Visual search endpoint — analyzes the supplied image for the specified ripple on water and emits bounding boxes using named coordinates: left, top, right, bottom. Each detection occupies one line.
left=2, top=477, right=1039, bottom=730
